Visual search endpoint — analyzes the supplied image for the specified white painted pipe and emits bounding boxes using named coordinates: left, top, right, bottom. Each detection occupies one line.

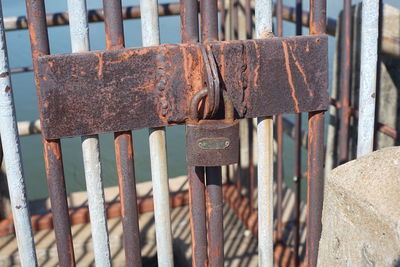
left=0, top=2, right=37, bottom=266
left=140, top=0, right=174, bottom=266
left=17, top=120, right=41, bottom=136
left=255, top=0, right=274, bottom=266
left=67, top=0, right=111, bottom=265
left=356, top=0, right=379, bottom=158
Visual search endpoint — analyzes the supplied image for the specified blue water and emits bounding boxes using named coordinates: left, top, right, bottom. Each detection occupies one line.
left=3, top=0, right=399, bottom=200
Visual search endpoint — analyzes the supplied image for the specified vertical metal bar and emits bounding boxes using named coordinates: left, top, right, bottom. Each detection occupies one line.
left=140, top=0, right=174, bottom=265
left=245, top=0, right=252, bottom=39
left=220, top=0, right=226, bottom=41
left=188, top=167, right=208, bottom=266
left=232, top=0, right=239, bottom=40
left=255, top=0, right=274, bottom=265
left=201, top=0, right=219, bottom=42
left=201, top=0, right=224, bottom=265
left=372, top=0, right=382, bottom=152
left=25, top=1, right=76, bottom=266
left=356, top=0, right=379, bottom=157
left=236, top=154, right=242, bottom=197
left=248, top=121, right=255, bottom=212
left=181, top=0, right=208, bottom=265
left=0, top=2, right=37, bottom=265
left=114, top=133, right=142, bottom=266
left=293, top=0, right=302, bottom=265
left=245, top=0, right=254, bottom=213
left=67, top=1, right=111, bottom=265
left=181, top=0, right=199, bottom=43
left=338, top=0, right=352, bottom=164
left=307, top=0, right=326, bottom=266
left=102, top=1, right=142, bottom=266
left=275, top=0, right=284, bottom=243
left=205, top=167, right=224, bottom=267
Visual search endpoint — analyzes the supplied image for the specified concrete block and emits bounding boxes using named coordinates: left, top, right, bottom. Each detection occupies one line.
left=318, top=147, right=400, bottom=266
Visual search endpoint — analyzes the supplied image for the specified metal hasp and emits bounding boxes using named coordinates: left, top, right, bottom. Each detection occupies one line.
left=37, top=35, right=328, bottom=139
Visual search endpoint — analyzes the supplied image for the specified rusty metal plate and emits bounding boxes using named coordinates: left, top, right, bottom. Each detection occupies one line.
left=37, top=35, right=328, bottom=139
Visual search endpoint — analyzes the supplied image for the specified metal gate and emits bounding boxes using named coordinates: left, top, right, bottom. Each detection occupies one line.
left=0, top=0, right=336, bottom=266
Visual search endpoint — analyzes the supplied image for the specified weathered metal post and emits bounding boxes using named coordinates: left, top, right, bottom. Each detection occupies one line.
left=67, top=0, right=111, bottom=265
left=255, top=0, right=274, bottom=265
left=357, top=0, right=379, bottom=157
left=25, top=0, right=76, bottom=265
left=140, top=0, right=174, bottom=265
left=0, top=2, right=37, bottom=265
left=180, top=0, right=208, bottom=265
left=294, top=0, right=303, bottom=265
left=102, top=1, right=142, bottom=265
left=275, top=0, right=284, bottom=243
left=200, top=0, right=225, bottom=265
left=338, top=0, right=352, bottom=164
left=307, top=0, right=326, bottom=266
left=245, top=0, right=255, bottom=212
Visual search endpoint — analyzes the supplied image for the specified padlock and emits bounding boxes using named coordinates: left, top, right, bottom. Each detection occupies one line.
left=186, top=89, right=239, bottom=166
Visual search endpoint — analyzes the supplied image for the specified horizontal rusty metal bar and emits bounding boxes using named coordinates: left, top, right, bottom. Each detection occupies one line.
left=37, top=35, right=328, bottom=139
left=8, top=3, right=400, bottom=59
left=329, top=97, right=398, bottom=139
left=5, top=3, right=180, bottom=31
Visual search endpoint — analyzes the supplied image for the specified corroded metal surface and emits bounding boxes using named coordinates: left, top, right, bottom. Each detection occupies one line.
left=102, top=0, right=142, bottom=266
left=25, top=0, right=76, bottom=266
left=37, top=35, right=328, bottom=139
left=337, top=0, right=352, bottom=165
left=276, top=0, right=284, bottom=244
left=294, top=1, right=303, bottom=266
left=306, top=0, right=326, bottom=266
left=205, top=166, right=224, bottom=267
left=187, top=166, right=208, bottom=267
left=186, top=120, right=239, bottom=166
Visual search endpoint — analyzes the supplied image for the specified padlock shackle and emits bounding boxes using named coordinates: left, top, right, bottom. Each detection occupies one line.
left=189, top=88, right=235, bottom=123
left=189, top=88, right=208, bottom=122
left=223, top=90, right=234, bottom=123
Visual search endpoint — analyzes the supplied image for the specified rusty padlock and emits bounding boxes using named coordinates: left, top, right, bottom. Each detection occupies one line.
left=186, top=89, right=239, bottom=166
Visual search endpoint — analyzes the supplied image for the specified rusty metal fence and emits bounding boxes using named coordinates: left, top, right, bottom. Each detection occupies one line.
left=0, top=0, right=383, bottom=266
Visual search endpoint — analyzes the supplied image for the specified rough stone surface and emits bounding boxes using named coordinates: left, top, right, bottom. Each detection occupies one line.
left=318, top=147, right=400, bottom=267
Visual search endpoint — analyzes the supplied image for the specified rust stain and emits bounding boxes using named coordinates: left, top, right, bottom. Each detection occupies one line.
left=282, top=41, right=300, bottom=113
left=288, top=43, right=313, bottom=97
left=96, top=52, right=104, bottom=79
left=114, top=136, right=125, bottom=216
left=252, top=39, right=260, bottom=88
left=4, top=86, right=11, bottom=94
left=49, top=141, right=62, bottom=160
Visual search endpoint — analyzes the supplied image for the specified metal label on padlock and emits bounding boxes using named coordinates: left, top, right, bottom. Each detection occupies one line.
left=198, top=138, right=230, bottom=150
